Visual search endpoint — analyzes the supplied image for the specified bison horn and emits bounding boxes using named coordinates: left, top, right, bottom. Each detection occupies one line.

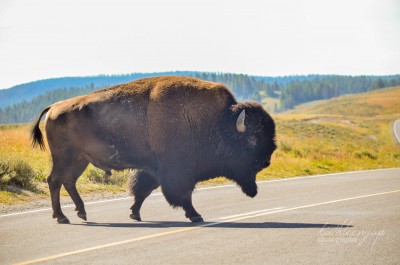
left=236, top=109, right=246, bottom=133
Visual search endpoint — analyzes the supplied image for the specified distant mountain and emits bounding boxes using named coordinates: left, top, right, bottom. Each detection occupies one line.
left=0, top=71, right=399, bottom=124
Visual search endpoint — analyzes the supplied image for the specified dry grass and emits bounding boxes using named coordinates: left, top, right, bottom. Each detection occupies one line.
left=0, top=124, right=51, bottom=177
left=257, top=115, right=400, bottom=180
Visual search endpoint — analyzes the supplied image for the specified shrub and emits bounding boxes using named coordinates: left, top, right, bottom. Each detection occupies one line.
left=279, top=141, right=303, bottom=157
left=279, top=141, right=293, bottom=152
left=108, top=170, right=129, bottom=187
left=0, top=160, right=38, bottom=191
left=84, top=166, right=104, bottom=183
left=354, top=151, right=378, bottom=160
left=82, top=165, right=129, bottom=187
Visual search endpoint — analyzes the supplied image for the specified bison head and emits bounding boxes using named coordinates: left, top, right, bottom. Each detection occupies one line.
left=221, top=101, right=276, bottom=197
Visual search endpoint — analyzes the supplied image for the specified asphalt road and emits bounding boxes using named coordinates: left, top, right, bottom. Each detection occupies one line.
left=1, top=168, right=399, bottom=265
left=394, top=119, right=400, bottom=144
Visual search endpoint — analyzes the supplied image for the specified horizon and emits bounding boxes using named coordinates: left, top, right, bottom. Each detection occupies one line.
left=3, top=70, right=400, bottom=90
left=1, top=0, right=399, bottom=89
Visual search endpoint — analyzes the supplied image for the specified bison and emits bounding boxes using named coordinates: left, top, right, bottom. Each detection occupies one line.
left=31, top=76, right=276, bottom=224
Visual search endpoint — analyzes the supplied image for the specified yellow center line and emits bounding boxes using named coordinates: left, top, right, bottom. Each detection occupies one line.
left=15, top=189, right=400, bottom=265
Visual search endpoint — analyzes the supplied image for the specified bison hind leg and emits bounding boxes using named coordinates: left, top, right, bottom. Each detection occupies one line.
left=62, top=159, right=89, bottom=221
left=46, top=154, right=89, bottom=224
left=128, top=170, right=160, bottom=221
left=64, top=183, right=87, bottom=221
left=48, top=175, right=70, bottom=224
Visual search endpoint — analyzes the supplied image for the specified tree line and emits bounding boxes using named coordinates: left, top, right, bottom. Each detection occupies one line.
left=0, top=72, right=399, bottom=124
left=0, top=86, right=98, bottom=124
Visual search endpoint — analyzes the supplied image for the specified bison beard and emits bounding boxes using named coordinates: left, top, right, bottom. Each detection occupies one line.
left=31, top=76, right=276, bottom=224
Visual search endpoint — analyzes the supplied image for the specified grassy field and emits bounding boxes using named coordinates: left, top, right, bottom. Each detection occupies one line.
left=259, top=87, right=400, bottom=177
left=0, top=124, right=129, bottom=204
left=1, top=86, right=399, bottom=204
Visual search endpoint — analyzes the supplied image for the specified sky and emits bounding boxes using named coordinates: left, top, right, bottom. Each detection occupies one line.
left=0, top=0, right=399, bottom=89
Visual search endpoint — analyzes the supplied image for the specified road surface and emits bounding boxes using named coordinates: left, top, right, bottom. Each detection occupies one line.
left=394, top=119, right=400, bottom=144
left=1, top=168, right=399, bottom=264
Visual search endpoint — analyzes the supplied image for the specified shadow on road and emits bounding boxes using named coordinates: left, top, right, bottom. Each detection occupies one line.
left=72, top=221, right=353, bottom=229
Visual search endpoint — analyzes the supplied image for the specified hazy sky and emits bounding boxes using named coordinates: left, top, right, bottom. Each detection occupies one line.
left=0, top=0, right=399, bottom=89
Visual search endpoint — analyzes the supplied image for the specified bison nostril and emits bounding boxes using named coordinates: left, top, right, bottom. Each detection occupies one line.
left=264, top=160, right=270, bottom=167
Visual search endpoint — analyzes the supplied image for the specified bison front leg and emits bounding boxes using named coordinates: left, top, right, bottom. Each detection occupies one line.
left=182, top=194, right=204, bottom=223
left=161, top=180, right=203, bottom=223
left=128, top=170, right=160, bottom=221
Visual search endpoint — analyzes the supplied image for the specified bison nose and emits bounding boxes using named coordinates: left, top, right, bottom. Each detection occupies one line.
left=263, top=160, right=271, bottom=168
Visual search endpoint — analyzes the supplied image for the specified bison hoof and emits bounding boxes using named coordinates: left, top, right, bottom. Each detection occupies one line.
left=77, top=212, right=87, bottom=221
left=57, top=217, right=70, bottom=224
left=189, top=216, right=204, bottom=223
left=130, top=214, right=142, bottom=221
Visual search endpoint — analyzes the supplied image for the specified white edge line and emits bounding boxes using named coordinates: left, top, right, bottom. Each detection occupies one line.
left=1, top=168, right=398, bottom=218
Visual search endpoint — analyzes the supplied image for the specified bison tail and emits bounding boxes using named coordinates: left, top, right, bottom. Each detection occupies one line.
left=31, top=106, right=51, bottom=151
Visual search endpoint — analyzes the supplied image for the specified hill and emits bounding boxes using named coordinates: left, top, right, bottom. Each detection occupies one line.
left=288, top=86, right=400, bottom=117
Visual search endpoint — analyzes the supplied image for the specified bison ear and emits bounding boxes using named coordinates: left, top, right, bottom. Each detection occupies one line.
left=236, top=109, right=246, bottom=133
